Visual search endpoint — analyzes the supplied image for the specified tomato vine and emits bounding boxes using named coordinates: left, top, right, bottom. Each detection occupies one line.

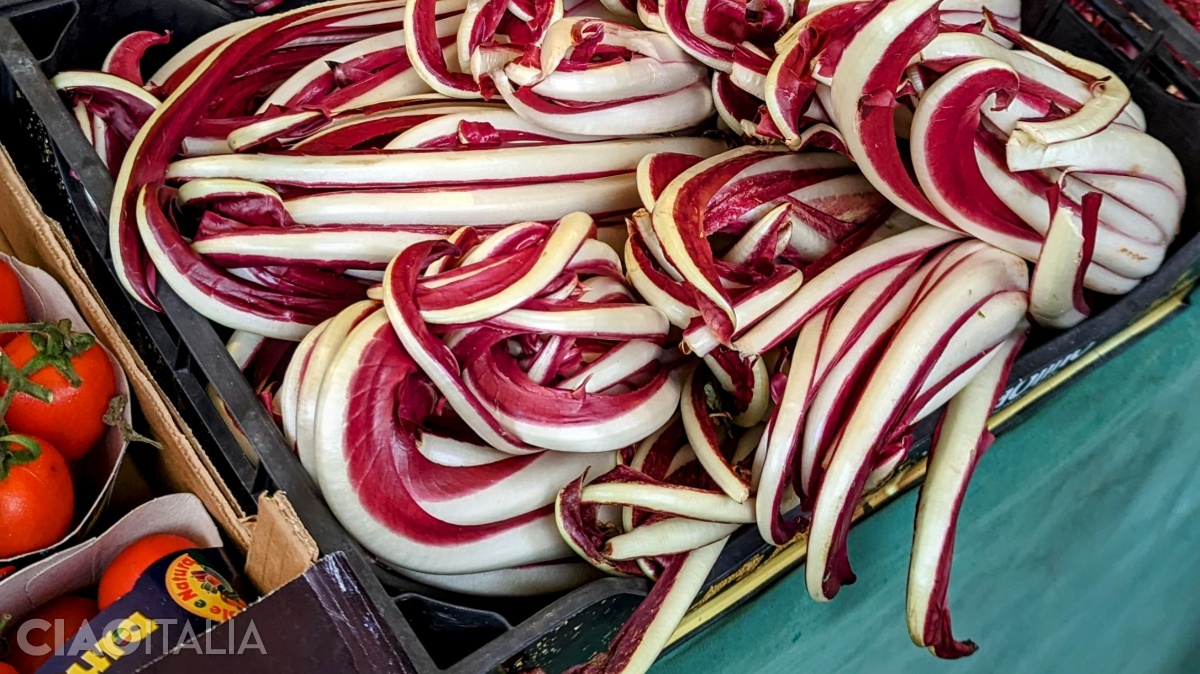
left=0, top=320, right=94, bottom=480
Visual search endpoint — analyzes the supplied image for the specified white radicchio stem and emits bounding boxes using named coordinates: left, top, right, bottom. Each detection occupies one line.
left=907, top=327, right=1025, bottom=658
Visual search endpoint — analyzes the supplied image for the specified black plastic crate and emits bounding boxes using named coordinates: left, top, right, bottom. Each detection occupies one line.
left=0, top=0, right=1197, bottom=671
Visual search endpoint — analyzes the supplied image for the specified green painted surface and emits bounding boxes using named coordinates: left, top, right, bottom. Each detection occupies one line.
left=655, top=289, right=1200, bottom=674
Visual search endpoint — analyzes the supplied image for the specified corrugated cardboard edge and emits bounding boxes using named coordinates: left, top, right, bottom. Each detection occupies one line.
left=0, top=222, right=13, bottom=256
left=245, top=492, right=319, bottom=593
left=0, top=146, right=251, bottom=552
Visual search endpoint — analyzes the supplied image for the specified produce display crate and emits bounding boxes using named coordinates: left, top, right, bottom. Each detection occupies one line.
left=1081, top=0, right=1200, bottom=70
left=0, top=0, right=1198, bottom=671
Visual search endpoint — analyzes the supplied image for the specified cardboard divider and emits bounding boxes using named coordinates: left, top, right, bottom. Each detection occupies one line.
left=244, top=493, right=320, bottom=592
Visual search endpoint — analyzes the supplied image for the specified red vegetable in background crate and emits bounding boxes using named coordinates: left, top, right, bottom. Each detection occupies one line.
left=1161, top=0, right=1200, bottom=29
left=230, top=0, right=287, bottom=15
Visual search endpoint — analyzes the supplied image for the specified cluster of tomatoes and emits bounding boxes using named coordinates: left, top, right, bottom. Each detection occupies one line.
left=0, top=534, right=199, bottom=674
left=0, top=260, right=118, bottom=559
left=1, top=262, right=208, bottom=673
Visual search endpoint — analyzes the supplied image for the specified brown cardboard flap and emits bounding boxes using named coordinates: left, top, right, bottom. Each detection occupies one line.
left=0, top=222, right=13, bottom=255
left=0, top=147, right=251, bottom=552
left=245, top=493, right=320, bottom=594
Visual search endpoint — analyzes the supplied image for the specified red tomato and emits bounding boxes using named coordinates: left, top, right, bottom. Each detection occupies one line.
left=5, top=595, right=97, bottom=674
left=2, top=332, right=117, bottom=463
left=0, top=438, right=74, bottom=559
left=0, top=663, right=18, bottom=674
left=97, top=534, right=199, bottom=610
left=0, top=261, right=27, bottom=347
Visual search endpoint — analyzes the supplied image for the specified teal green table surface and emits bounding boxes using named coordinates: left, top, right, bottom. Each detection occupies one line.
left=654, top=287, right=1200, bottom=674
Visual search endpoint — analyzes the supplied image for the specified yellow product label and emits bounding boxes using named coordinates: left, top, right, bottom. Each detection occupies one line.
left=65, top=612, right=159, bottom=674
left=165, top=554, right=248, bottom=622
